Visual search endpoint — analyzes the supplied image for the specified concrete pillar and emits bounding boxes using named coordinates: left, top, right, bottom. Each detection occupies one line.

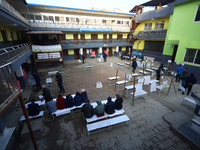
left=116, top=46, right=119, bottom=57
left=80, top=48, right=83, bottom=60
left=26, top=57, right=32, bottom=71
left=16, top=66, right=26, bottom=89
left=99, top=47, right=103, bottom=59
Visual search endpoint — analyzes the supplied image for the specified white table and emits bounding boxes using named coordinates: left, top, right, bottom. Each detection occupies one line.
left=138, top=70, right=149, bottom=75
left=108, top=76, right=120, bottom=86
left=116, top=80, right=129, bottom=91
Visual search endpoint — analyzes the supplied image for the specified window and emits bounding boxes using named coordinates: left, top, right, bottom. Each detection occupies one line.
left=112, top=20, right=116, bottom=25
left=184, top=49, right=200, bottom=64
left=29, top=14, right=34, bottom=22
left=194, top=5, right=200, bottom=22
left=55, top=16, right=60, bottom=22
left=102, top=20, right=106, bottom=25
left=155, top=21, right=165, bottom=30
left=117, top=21, right=121, bottom=25
left=85, top=18, right=93, bottom=25
left=144, top=41, right=164, bottom=51
left=66, top=17, right=70, bottom=22
left=1, top=30, right=8, bottom=45
left=94, top=19, right=101, bottom=25
left=49, top=16, right=54, bottom=23
left=79, top=18, right=84, bottom=25
left=144, top=23, right=152, bottom=30
left=60, top=17, right=65, bottom=23
left=35, top=15, right=42, bottom=22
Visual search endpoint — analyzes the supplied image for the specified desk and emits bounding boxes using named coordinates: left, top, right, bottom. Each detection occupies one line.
left=46, top=78, right=53, bottom=90
left=116, top=80, right=129, bottom=91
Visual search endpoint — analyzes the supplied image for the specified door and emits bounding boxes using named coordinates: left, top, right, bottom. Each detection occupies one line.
left=91, top=34, right=98, bottom=40
left=63, top=49, right=68, bottom=56
left=109, top=47, right=112, bottom=57
left=117, top=34, right=122, bottom=40
left=126, top=46, right=129, bottom=54
left=103, top=34, right=107, bottom=44
left=81, top=34, right=85, bottom=45
left=73, top=34, right=78, bottom=45
left=171, top=45, right=178, bottom=62
left=74, top=49, right=79, bottom=59
left=119, top=47, right=122, bottom=52
left=83, top=49, right=87, bottom=58
left=109, top=34, right=112, bottom=44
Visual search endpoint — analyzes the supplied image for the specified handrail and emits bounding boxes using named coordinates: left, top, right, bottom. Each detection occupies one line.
left=134, top=27, right=168, bottom=35
left=0, top=0, right=30, bottom=26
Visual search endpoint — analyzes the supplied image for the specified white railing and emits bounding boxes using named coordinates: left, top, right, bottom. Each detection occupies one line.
left=30, top=22, right=131, bottom=31
left=0, top=0, right=30, bottom=26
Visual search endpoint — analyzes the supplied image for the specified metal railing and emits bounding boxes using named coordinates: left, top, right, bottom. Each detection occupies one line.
left=0, top=62, right=19, bottom=107
left=62, top=39, right=133, bottom=46
left=0, top=43, right=30, bottom=65
left=30, top=22, right=131, bottom=31
left=134, top=27, right=168, bottom=36
left=0, top=0, right=30, bottom=26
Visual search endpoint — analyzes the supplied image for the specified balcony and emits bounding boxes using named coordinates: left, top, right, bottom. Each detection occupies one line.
left=134, top=27, right=168, bottom=39
left=0, top=43, right=31, bottom=66
left=0, top=0, right=30, bottom=26
left=30, top=22, right=131, bottom=32
left=62, top=39, right=133, bottom=49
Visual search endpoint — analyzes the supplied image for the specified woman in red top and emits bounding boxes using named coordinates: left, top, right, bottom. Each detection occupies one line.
left=56, top=94, right=65, bottom=110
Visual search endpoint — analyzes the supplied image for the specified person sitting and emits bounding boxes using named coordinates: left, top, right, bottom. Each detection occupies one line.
left=95, top=100, right=105, bottom=117
left=56, top=94, right=65, bottom=110
left=28, top=99, right=40, bottom=116
left=47, top=97, right=57, bottom=114
left=115, top=94, right=123, bottom=110
left=74, top=92, right=82, bottom=106
left=81, top=89, right=90, bottom=103
left=81, top=102, right=95, bottom=118
left=65, top=94, right=74, bottom=108
left=105, top=97, right=115, bottom=114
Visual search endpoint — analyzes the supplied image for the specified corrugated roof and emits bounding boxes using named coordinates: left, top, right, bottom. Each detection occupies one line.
left=26, top=31, right=64, bottom=35
left=168, top=0, right=190, bottom=6
left=139, top=0, right=175, bottom=6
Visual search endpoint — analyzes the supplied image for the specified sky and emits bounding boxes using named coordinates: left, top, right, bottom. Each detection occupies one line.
left=26, top=0, right=155, bottom=13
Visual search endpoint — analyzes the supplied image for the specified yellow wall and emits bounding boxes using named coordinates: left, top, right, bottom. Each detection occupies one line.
left=65, top=33, right=74, bottom=39
left=113, top=47, right=116, bottom=52
left=123, top=34, right=127, bottom=39
left=85, top=34, right=91, bottom=39
left=132, top=40, right=145, bottom=50
left=68, top=49, right=74, bottom=54
left=122, top=46, right=126, bottom=50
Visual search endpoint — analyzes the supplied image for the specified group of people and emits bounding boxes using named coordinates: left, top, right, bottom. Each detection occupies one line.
left=81, top=94, right=123, bottom=118
left=175, top=65, right=197, bottom=95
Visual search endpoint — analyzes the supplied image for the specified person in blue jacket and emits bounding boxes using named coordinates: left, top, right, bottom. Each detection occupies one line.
left=81, top=89, right=90, bottom=103
left=74, top=92, right=82, bottom=106
left=28, top=99, right=40, bottom=116
left=182, top=73, right=197, bottom=95
left=56, top=72, right=65, bottom=94
left=105, top=97, right=115, bottom=114
left=65, top=94, right=74, bottom=108
left=175, top=65, right=184, bottom=82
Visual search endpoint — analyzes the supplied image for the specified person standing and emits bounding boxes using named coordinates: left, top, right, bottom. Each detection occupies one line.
left=82, top=55, right=85, bottom=64
left=175, top=65, right=184, bottom=82
left=56, top=72, right=65, bottom=94
left=182, top=73, right=197, bottom=95
left=121, top=52, right=124, bottom=60
left=103, top=52, right=107, bottom=62
left=115, top=94, right=123, bottom=110
left=32, top=71, right=41, bottom=92
left=132, top=58, right=137, bottom=73
left=180, top=68, right=188, bottom=87
left=28, top=99, right=40, bottom=116
left=42, top=85, right=52, bottom=103
left=156, top=64, right=164, bottom=80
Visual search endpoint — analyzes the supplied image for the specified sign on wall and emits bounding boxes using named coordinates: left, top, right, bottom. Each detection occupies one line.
left=80, top=28, right=112, bottom=32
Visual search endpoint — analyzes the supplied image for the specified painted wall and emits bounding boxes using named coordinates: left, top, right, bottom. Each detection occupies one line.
left=132, top=40, right=145, bottom=50
left=163, top=1, right=200, bottom=67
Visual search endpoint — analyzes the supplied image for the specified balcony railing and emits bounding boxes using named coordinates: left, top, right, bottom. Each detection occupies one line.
left=0, top=43, right=30, bottom=65
left=62, top=39, right=133, bottom=46
left=30, top=22, right=131, bottom=31
left=134, top=27, right=168, bottom=36
left=0, top=0, right=30, bottom=26
left=0, top=62, right=19, bottom=108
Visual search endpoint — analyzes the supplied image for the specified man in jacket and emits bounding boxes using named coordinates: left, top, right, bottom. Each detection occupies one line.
left=156, top=64, right=164, bottom=80
left=95, top=100, right=105, bottom=117
left=47, top=97, right=57, bottom=114
left=81, top=89, right=90, bottom=103
left=103, top=52, right=107, bottom=62
left=81, top=102, right=95, bottom=118
left=56, top=72, right=65, bottom=94
left=180, top=68, right=188, bottom=87
left=56, top=94, right=65, bottom=110
left=182, top=73, right=197, bottom=95
left=132, top=58, right=137, bottom=73
left=175, top=65, right=184, bottom=82
left=105, top=97, right=115, bottom=114
left=32, top=71, right=41, bottom=92
left=115, top=94, right=123, bottom=110
left=28, top=99, right=40, bottom=116
left=42, top=85, right=52, bottom=103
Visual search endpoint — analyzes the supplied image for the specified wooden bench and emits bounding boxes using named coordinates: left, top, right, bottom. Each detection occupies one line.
left=48, top=71, right=58, bottom=77
left=86, top=115, right=130, bottom=137
left=117, top=63, right=123, bottom=66
left=182, top=97, right=196, bottom=106
left=20, top=111, right=44, bottom=121
left=125, top=62, right=130, bottom=65
left=138, top=70, right=149, bottom=75
left=108, top=76, right=120, bottom=86
left=116, top=80, right=129, bottom=91
left=130, top=84, right=148, bottom=99
left=156, top=85, right=170, bottom=96
left=85, top=66, right=93, bottom=72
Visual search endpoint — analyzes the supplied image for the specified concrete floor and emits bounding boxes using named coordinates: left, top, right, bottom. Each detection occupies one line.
left=5, top=57, right=200, bottom=150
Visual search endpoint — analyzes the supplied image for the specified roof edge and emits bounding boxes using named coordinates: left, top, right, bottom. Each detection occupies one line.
left=168, top=0, right=191, bottom=6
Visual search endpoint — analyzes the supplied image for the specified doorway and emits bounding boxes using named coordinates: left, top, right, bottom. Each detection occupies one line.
left=171, top=45, right=178, bottom=62
left=74, top=49, right=80, bottom=59
left=109, top=47, right=112, bottom=57
left=103, top=34, right=107, bottom=44
left=83, top=49, right=87, bottom=58
left=73, top=34, right=78, bottom=45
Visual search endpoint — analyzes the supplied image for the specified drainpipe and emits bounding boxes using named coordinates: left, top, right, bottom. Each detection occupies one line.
left=136, top=41, right=141, bottom=53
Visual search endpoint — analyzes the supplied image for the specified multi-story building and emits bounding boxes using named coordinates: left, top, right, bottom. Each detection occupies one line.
left=162, top=0, right=200, bottom=81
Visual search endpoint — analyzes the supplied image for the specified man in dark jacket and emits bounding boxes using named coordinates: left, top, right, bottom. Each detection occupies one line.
left=81, top=89, right=90, bottom=103
left=32, top=71, right=41, bottom=92
left=42, top=85, right=52, bottom=103
left=74, top=92, right=82, bottom=106
left=156, top=64, right=164, bottom=80
left=182, top=73, right=197, bottom=95
left=103, top=52, right=107, bottom=62
left=132, top=58, right=137, bottom=73
left=95, top=100, right=105, bottom=117
left=28, top=99, right=40, bottom=116
left=81, top=102, right=95, bottom=118
left=105, top=97, right=115, bottom=114
left=115, top=94, right=123, bottom=110
left=56, top=72, right=65, bottom=94
left=180, top=68, right=188, bottom=87
left=82, top=55, right=85, bottom=64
